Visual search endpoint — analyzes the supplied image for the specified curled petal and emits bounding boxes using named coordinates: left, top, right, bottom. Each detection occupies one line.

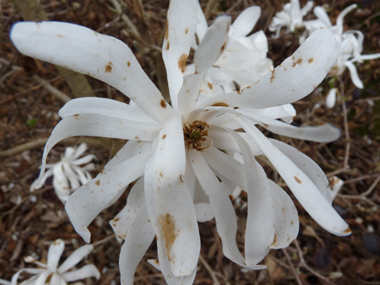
left=58, top=245, right=94, bottom=274
left=61, top=264, right=100, bottom=282
left=232, top=6, right=261, bottom=37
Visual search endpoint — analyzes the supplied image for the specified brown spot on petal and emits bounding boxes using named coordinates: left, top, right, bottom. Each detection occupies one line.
left=185, top=28, right=188, bottom=34
left=158, top=214, right=178, bottom=256
left=271, top=233, right=277, bottom=246
left=292, top=58, right=303, bottom=67
left=160, top=99, right=167, bottom=108
left=220, top=42, right=226, bottom=53
left=270, top=70, right=276, bottom=83
left=162, top=134, right=166, bottom=139
left=113, top=218, right=120, bottom=222
left=212, top=102, right=229, bottom=107
left=342, top=227, right=352, bottom=234
left=57, top=34, right=64, bottom=38
left=294, top=176, right=302, bottom=184
left=179, top=175, right=184, bottom=183
left=95, top=180, right=100, bottom=186
left=207, top=82, right=213, bottom=90
left=159, top=172, right=163, bottom=177
left=166, top=41, right=170, bottom=50
left=105, top=64, right=112, bottom=73
left=127, top=61, right=131, bottom=67
left=178, top=54, right=188, bottom=73
left=262, top=123, right=269, bottom=127
left=308, top=58, right=314, bottom=64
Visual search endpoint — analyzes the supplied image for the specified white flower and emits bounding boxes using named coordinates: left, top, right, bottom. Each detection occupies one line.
left=11, top=1, right=351, bottom=284
left=304, top=4, right=380, bottom=88
left=31, top=143, right=96, bottom=203
left=10, top=239, right=100, bottom=285
left=189, top=5, right=273, bottom=92
left=269, top=0, right=314, bottom=38
left=326, top=87, right=337, bottom=108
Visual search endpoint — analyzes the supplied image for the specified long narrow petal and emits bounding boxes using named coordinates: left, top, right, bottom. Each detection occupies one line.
left=36, top=113, right=158, bottom=183
left=61, top=264, right=100, bottom=282
left=232, top=6, right=261, bottom=37
left=34, top=271, right=51, bottom=285
left=190, top=150, right=265, bottom=269
left=144, top=116, right=200, bottom=277
left=344, top=61, right=363, bottom=89
left=270, top=139, right=332, bottom=202
left=200, top=28, right=339, bottom=108
left=65, top=149, right=151, bottom=242
left=163, top=0, right=198, bottom=109
left=236, top=116, right=351, bottom=236
left=239, top=110, right=341, bottom=142
left=47, top=239, right=65, bottom=272
left=11, top=269, right=46, bottom=285
left=58, top=97, right=158, bottom=124
left=10, top=21, right=173, bottom=123
left=177, top=73, right=204, bottom=120
left=58, top=245, right=94, bottom=274
left=49, top=274, right=66, bottom=285
left=226, top=129, right=298, bottom=265
left=195, top=16, right=231, bottom=73
left=119, top=204, right=155, bottom=285
left=110, top=178, right=145, bottom=239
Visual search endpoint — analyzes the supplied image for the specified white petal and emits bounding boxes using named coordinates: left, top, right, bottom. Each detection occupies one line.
left=62, top=162, right=80, bottom=190
left=71, top=154, right=96, bottom=166
left=200, top=28, right=339, bottom=108
left=329, top=176, right=344, bottom=200
left=33, top=271, right=51, bottom=285
left=177, top=73, right=204, bottom=120
left=232, top=6, right=261, bottom=37
left=313, top=6, right=332, bottom=28
left=195, top=16, right=231, bottom=73
left=65, top=149, right=151, bottom=242
left=59, top=97, right=158, bottom=124
left=47, top=239, right=65, bottom=272
left=119, top=204, right=155, bottom=285
left=336, top=4, right=357, bottom=32
left=239, top=110, right=341, bottom=142
left=58, top=245, right=94, bottom=274
left=344, top=61, right=363, bottom=89
left=236, top=117, right=351, bottom=236
left=226, top=129, right=298, bottom=265
left=194, top=203, right=214, bottom=222
left=30, top=168, right=53, bottom=191
left=270, top=139, right=332, bottom=202
left=10, top=22, right=174, bottom=124
left=70, top=143, right=88, bottom=159
left=49, top=273, right=66, bottom=285
left=189, top=150, right=265, bottom=269
left=326, top=88, right=337, bottom=108
left=61, top=264, right=100, bottom=282
left=110, top=178, right=145, bottom=240
left=195, top=2, right=208, bottom=42
left=11, top=269, right=46, bottom=285
left=144, top=115, right=200, bottom=277
left=36, top=113, right=158, bottom=184
left=64, top=146, right=75, bottom=159
left=163, top=0, right=198, bottom=109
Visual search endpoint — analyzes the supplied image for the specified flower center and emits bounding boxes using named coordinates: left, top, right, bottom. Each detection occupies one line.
left=183, top=120, right=209, bottom=150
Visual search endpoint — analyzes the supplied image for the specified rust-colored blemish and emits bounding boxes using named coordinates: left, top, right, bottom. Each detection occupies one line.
left=270, top=70, right=276, bottom=83
left=105, top=64, right=112, bottom=73
left=158, top=214, right=178, bottom=256
left=185, top=28, right=188, bottom=34
left=159, top=172, right=163, bottom=177
left=135, top=136, right=139, bottom=139
left=127, top=61, right=131, bottom=67
left=57, top=34, right=64, bottom=38
left=113, top=218, right=120, bottom=222
left=294, top=176, right=302, bottom=184
left=308, top=58, right=314, bottom=64
left=292, top=58, right=303, bottom=67
left=162, top=134, right=166, bottom=139
left=229, top=195, right=234, bottom=201
left=271, top=233, right=277, bottom=246
left=160, top=99, right=167, bottom=108
left=207, top=82, right=213, bottom=90
left=220, top=42, right=226, bottom=53
left=166, top=41, right=170, bottom=50
left=212, top=102, right=229, bottom=107
left=178, top=53, right=188, bottom=73
left=342, top=227, right=352, bottom=234
left=179, top=175, right=184, bottom=183
left=237, top=89, right=243, bottom=94
left=262, top=123, right=269, bottom=127
left=95, top=180, right=100, bottom=186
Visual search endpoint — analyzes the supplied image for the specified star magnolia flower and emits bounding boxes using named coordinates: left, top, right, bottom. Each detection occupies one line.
left=10, top=239, right=100, bottom=285
left=303, top=4, right=380, bottom=88
left=269, top=0, right=314, bottom=38
left=11, top=1, right=351, bottom=284
left=189, top=5, right=273, bottom=92
left=30, top=143, right=96, bottom=203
